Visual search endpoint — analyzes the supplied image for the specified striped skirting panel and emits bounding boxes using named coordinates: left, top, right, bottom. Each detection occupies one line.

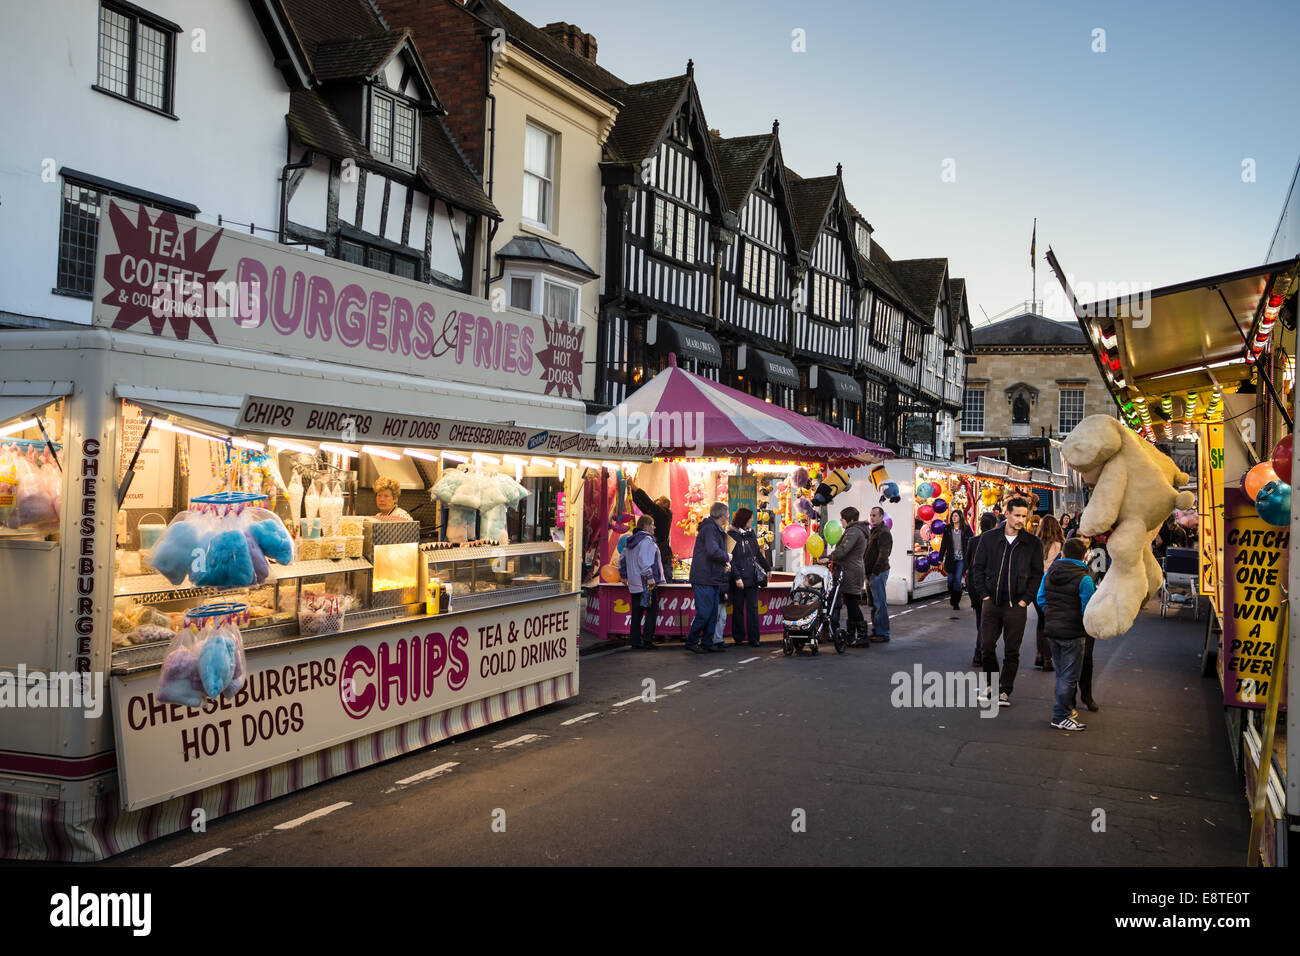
left=0, top=672, right=577, bottom=862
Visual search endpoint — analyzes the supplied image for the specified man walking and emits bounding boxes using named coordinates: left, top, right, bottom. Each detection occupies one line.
left=685, top=502, right=730, bottom=654
left=862, top=506, right=893, bottom=643
left=969, top=497, right=1044, bottom=707
left=967, top=511, right=1000, bottom=666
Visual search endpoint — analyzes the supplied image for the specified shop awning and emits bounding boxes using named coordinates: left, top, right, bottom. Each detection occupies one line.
left=655, top=319, right=723, bottom=367
left=603, top=354, right=890, bottom=464
left=740, top=346, right=800, bottom=389
left=115, top=385, right=244, bottom=432
left=818, top=367, right=863, bottom=404
left=0, top=381, right=71, bottom=425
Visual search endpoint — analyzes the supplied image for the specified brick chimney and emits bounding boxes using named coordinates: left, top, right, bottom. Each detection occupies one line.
left=543, top=21, right=598, bottom=62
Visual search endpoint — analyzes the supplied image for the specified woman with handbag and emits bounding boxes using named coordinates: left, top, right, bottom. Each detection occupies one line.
left=727, top=508, right=770, bottom=647
left=936, top=509, right=974, bottom=610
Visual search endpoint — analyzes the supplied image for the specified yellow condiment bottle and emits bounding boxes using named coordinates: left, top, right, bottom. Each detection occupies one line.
left=426, top=577, right=442, bottom=616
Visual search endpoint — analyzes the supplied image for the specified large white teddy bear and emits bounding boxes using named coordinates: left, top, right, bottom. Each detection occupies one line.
left=1061, top=415, right=1195, bottom=639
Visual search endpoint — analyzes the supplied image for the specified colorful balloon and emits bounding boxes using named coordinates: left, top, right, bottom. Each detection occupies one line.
left=920, top=525, right=933, bottom=542
left=600, top=564, right=621, bottom=583
left=616, top=534, right=630, bottom=554
left=918, top=504, right=935, bottom=522
left=781, top=523, right=808, bottom=550
left=932, top=498, right=949, bottom=515
left=1243, top=461, right=1279, bottom=502
left=823, top=520, right=844, bottom=546
left=883, top=514, right=893, bottom=530
left=1272, top=435, right=1293, bottom=485
left=916, top=481, right=933, bottom=499
left=914, top=556, right=930, bottom=573
left=931, top=519, right=946, bottom=535
left=1255, top=480, right=1291, bottom=526
left=931, top=536, right=942, bottom=551
left=806, top=533, right=825, bottom=559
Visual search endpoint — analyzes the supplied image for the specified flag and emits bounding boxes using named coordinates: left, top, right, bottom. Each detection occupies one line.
left=1030, top=219, right=1036, bottom=269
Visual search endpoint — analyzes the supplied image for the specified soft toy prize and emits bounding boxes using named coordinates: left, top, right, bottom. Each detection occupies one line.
left=1061, top=415, right=1194, bottom=639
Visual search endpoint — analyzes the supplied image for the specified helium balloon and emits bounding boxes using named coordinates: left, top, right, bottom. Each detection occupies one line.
left=920, top=525, right=933, bottom=543
left=932, top=498, right=949, bottom=515
left=918, top=504, right=935, bottom=522
left=929, top=481, right=946, bottom=497
left=806, top=533, right=825, bottom=559
left=616, top=534, right=630, bottom=554
left=781, top=523, right=808, bottom=550
left=931, top=519, right=946, bottom=535
left=1272, top=435, right=1293, bottom=485
left=916, top=481, right=931, bottom=499
left=1255, top=480, right=1291, bottom=526
left=914, top=556, right=930, bottom=573
left=1242, top=461, right=1279, bottom=502
left=600, top=564, right=621, bottom=583
left=823, top=520, right=844, bottom=546
left=883, top=514, right=893, bottom=530
left=931, top=536, right=942, bottom=551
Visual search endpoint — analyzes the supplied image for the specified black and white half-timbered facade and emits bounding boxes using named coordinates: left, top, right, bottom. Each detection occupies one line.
left=597, top=65, right=731, bottom=405
left=856, top=226, right=918, bottom=449
left=276, top=0, right=498, bottom=293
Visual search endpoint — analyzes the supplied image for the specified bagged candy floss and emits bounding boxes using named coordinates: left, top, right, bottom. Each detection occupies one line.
left=151, top=514, right=210, bottom=586
left=156, top=629, right=204, bottom=707
left=247, top=509, right=295, bottom=565
left=244, top=530, right=270, bottom=583
left=197, top=628, right=238, bottom=698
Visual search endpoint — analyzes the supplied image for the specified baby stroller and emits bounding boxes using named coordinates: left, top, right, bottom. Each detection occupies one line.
left=1160, top=546, right=1200, bottom=619
left=782, top=564, right=848, bottom=655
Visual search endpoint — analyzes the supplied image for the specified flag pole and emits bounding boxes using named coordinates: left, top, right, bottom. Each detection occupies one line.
left=1031, top=218, right=1037, bottom=313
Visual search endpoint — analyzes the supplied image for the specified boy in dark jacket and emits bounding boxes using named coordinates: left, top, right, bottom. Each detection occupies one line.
left=969, top=497, right=1044, bottom=707
left=1036, top=537, right=1095, bottom=730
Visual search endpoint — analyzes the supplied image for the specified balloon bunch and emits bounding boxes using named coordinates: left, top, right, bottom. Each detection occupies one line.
left=914, top=476, right=956, bottom=576
left=1242, top=434, right=1293, bottom=527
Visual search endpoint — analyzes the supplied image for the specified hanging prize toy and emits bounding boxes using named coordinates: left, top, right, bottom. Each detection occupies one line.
left=611, top=469, right=632, bottom=533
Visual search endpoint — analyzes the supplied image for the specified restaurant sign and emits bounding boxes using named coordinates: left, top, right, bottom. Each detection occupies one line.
left=92, top=199, right=587, bottom=399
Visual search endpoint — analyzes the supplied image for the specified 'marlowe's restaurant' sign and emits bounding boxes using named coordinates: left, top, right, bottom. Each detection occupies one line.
left=92, top=199, right=587, bottom=400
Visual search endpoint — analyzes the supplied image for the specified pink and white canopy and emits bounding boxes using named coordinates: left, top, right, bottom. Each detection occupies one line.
left=607, top=359, right=891, bottom=464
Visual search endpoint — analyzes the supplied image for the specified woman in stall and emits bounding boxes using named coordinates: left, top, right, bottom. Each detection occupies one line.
left=373, top=476, right=413, bottom=522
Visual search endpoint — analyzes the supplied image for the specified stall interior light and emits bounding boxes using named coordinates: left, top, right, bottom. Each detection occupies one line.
left=318, top=442, right=358, bottom=458
left=472, top=452, right=501, bottom=465
left=362, top=444, right=400, bottom=461
left=152, top=418, right=267, bottom=451
left=530, top=456, right=554, bottom=468
left=269, top=437, right=318, bottom=455
left=501, top=455, right=528, bottom=466
left=404, top=448, right=440, bottom=462
left=555, top=458, right=577, bottom=468
left=0, top=418, right=39, bottom=437
left=579, top=460, right=601, bottom=471
left=442, top=452, right=469, bottom=464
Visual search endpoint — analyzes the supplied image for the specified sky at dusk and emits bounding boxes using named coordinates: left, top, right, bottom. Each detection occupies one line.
left=504, top=0, right=1300, bottom=325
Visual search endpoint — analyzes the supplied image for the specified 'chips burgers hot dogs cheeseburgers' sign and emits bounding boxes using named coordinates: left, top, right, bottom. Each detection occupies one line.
left=92, top=199, right=588, bottom=400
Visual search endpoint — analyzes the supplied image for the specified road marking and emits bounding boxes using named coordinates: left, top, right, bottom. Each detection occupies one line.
left=663, top=680, right=690, bottom=690
left=395, top=761, right=459, bottom=786
left=738, top=656, right=760, bottom=664
left=699, top=668, right=724, bottom=677
left=613, top=696, right=643, bottom=707
left=493, top=734, right=545, bottom=748
left=172, top=847, right=231, bottom=867
left=274, top=801, right=351, bottom=830
left=769, top=650, right=783, bottom=656
left=561, top=712, right=600, bottom=725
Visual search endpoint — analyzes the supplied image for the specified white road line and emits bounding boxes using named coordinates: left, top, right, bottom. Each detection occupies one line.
left=699, top=668, right=724, bottom=677
left=561, top=712, right=600, bottom=725
left=493, top=734, right=545, bottom=749
left=663, top=680, right=690, bottom=690
left=172, top=847, right=231, bottom=867
left=738, top=656, right=760, bottom=664
left=274, top=801, right=351, bottom=831
left=613, top=696, right=643, bottom=707
left=395, top=761, right=459, bottom=786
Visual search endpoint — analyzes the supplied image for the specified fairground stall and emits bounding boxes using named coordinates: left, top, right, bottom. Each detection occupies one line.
left=1049, top=236, right=1298, bottom=867
left=0, top=199, right=652, bottom=861
left=831, top=457, right=1067, bottom=604
left=582, top=357, right=888, bottom=643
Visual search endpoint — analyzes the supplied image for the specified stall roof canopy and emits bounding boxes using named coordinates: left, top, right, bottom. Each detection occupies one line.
left=116, top=386, right=244, bottom=433
left=0, top=381, right=71, bottom=425
left=1069, top=256, right=1297, bottom=399
left=656, top=319, right=723, bottom=367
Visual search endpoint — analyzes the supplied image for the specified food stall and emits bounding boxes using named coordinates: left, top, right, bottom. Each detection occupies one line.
left=582, top=358, right=889, bottom=642
left=0, top=199, right=652, bottom=861
left=1049, top=242, right=1297, bottom=867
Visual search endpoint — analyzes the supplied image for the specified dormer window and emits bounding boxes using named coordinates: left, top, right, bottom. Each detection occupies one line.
left=758, top=166, right=773, bottom=195
left=855, top=221, right=871, bottom=259
left=669, top=112, right=689, bottom=145
left=370, top=88, right=417, bottom=168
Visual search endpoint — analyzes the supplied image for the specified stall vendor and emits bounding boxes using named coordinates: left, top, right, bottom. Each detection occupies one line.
left=629, top=477, right=675, bottom=579
left=373, top=476, right=413, bottom=521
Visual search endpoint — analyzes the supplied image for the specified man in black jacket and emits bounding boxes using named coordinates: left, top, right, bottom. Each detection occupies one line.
left=862, top=506, right=893, bottom=642
left=969, top=497, right=1044, bottom=706
left=966, top=511, right=1000, bottom=666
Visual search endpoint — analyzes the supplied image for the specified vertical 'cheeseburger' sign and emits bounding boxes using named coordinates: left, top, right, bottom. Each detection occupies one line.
left=91, top=200, right=587, bottom=400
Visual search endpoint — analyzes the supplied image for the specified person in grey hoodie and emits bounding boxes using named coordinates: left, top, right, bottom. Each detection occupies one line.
left=829, top=506, right=871, bottom=647
left=685, top=502, right=731, bottom=653
left=620, top=515, right=665, bottom=650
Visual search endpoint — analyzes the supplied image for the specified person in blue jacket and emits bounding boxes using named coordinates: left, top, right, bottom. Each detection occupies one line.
left=1036, top=537, right=1097, bottom=731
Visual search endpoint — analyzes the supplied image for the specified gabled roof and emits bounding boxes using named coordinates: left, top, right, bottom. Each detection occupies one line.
left=889, top=258, right=948, bottom=329
left=950, top=277, right=965, bottom=317
left=280, top=0, right=379, bottom=60
left=603, top=74, right=690, bottom=164
left=467, top=0, right=625, bottom=97
left=784, top=173, right=840, bottom=254
left=313, top=31, right=408, bottom=80
left=711, top=131, right=774, bottom=213
left=866, top=239, right=928, bottom=321
left=972, top=312, right=1087, bottom=348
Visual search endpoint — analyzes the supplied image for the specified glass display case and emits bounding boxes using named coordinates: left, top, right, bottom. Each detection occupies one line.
left=423, top=540, right=569, bottom=612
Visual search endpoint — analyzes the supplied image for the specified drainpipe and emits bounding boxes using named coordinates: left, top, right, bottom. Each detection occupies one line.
left=278, top=147, right=316, bottom=245
left=482, top=34, right=499, bottom=297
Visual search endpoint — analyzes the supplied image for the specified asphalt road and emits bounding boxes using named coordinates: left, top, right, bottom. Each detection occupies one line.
left=107, top=596, right=1248, bottom=866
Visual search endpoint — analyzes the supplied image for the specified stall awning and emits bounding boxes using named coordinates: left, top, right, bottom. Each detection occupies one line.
left=0, top=381, right=71, bottom=424
left=656, top=319, right=723, bottom=367
left=115, top=386, right=244, bottom=432
left=741, top=347, right=800, bottom=388
left=818, top=367, right=863, bottom=404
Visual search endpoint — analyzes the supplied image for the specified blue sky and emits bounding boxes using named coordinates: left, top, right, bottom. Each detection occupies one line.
left=506, top=0, right=1300, bottom=324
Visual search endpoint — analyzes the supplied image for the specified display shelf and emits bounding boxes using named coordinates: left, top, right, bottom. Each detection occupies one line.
left=451, top=581, right=562, bottom=611
left=113, top=557, right=372, bottom=598
left=422, top=540, right=563, bottom=564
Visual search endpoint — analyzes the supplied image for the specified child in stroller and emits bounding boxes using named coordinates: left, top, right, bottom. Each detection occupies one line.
left=781, top=564, right=849, bottom=655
